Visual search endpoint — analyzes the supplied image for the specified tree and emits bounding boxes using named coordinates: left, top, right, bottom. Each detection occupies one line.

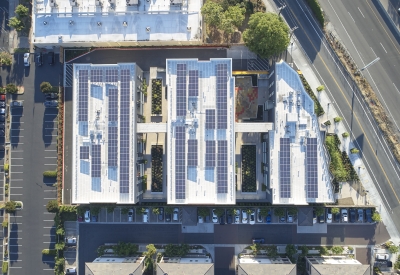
left=389, top=245, right=399, bottom=254
left=15, top=5, right=29, bottom=18
left=266, top=245, right=278, bottom=258
left=243, top=12, right=290, bottom=59
left=287, top=207, right=298, bottom=215
left=334, top=117, right=342, bottom=123
left=152, top=207, right=160, bottom=215
left=201, top=1, right=223, bottom=28
left=220, top=15, right=235, bottom=40
left=46, top=200, right=59, bottom=213
left=198, top=207, right=211, bottom=218
left=300, top=245, right=309, bottom=256
left=145, top=244, right=157, bottom=258
left=250, top=243, right=261, bottom=255
left=372, top=212, right=381, bottom=222
left=259, top=207, right=270, bottom=217
left=121, top=207, right=130, bottom=215
left=274, top=207, right=285, bottom=217
left=165, top=207, right=173, bottom=215
left=224, top=5, right=245, bottom=28
left=5, top=201, right=17, bottom=213
left=90, top=205, right=101, bottom=215
left=214, top=208, right=225, bottom=217
left=40, top=82, right=53, bottom=93
left=286, top=244, right=297, bottom=258
left=331, top=246, right=344, bottom=254
left=315, top=207, right=325, bottom=216
left=8, top=17, right=24, bottom=32
left=0, top=52, right=12, bottom=66
left=331, top=207, right=340, bottom=215
left=6, top=83, right=18, bottom=94
left=320, top=246, right=329, bottom=255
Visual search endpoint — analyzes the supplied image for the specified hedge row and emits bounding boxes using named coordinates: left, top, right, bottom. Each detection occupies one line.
left=43, top=170, right=57, bottom=177
left=298, top=73, right=325, bottom=117
left=42, top=249, right=57, bottom=256
left=304, top=0, right=324, bottom=26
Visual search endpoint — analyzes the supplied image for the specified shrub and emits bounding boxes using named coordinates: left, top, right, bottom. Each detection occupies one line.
left=315, top=207, right=325, bottom=216
left=320, top=246, right=329, bottom=255
left=347, top=246, right=353, bottom=251
left=6, top=83, right=18, bottom=94
left=40, top=82, right=53, bottom=93
left=298, top=74, right=325, bottom=116
left=2, top=221, right=8, bottom=228
left=389, top=245, right=399, bottom=254
left=43, top=170, right=57, bottom=177
left=165, top=207, right=173, bottom=214
left=2, top=262, right=8, bottom=273
left=316, top=85, right=325, bottom=92
left=3, top=163, right=8, bottom=172
left=46, top=200, right=59, bottom=213
left=5, top=201, right=17, bottom=213
left=331, top=207, right=340, bottom=214
left=342, top=132, right=349, bottom=138
left=107, top=205, right=116, bottom=213
left=334, top=117, right=342, bottom=123
left=42, top=249, right=57, bottom=256
left=121, top=207, right=130, bottom=215
left=0, top=52, right=12, bottom=66
left=274, top=207, right=285, bottom=217
left=242, top=145, right=257, bottom=192
left=15, top=4, right=29, bottom=18
left=331, top=246, right=344, bottom=254
left=350, top=148, right=359, bottom=154
left=151, top=146, right=163, bottom=192
left=287, top=207, right=298, bottom=215
left=372, top=212, right=381, bottom=222
left=261, top=184, right=267, bottom=191
left=324, top=120, right=331, bottom=126
left=55, top=241, right=65, bottom=251
left=198, top=207, right=211, bottom=218
left=8, top=17, right=24, bottom=31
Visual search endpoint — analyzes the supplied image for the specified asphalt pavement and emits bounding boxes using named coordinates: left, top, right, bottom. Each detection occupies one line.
left=276, top=0, right=400, bottom=235
left=0, top=52, right=62, bottom=275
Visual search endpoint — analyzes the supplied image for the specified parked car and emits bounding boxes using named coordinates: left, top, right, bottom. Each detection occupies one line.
left=44, top=100, right=58, bottom=107
left=266, top=210, right=271, bottom=224
left=36, top=52, right=43, bottom=66
left=280, top=215, right=286, bottom=223
left=219, top=214, right=226, bottom=225
left=11, top=101, right=23, bottom=107
left=349, top=208, right=356, bottom=223
left=212, top=209, right=218, bottom=223
left=357, top=209, right=364, bottom=222
left=257, top=209, right=262, bottom=223
left=0, top=102, right=5, bottom=108
left=0, top=95, right=5, bottom=101
left=205, top=214, right=210, bottom=223
left=65, top=267, right=77, bottom=274
left=91, top=215, right=98, bottom=222
left=23, top=53, right=30, bottom=66
left=143, top=208, right=149, bottom=223
left=249, top=210, right=255, bottom=225
left=0, top=123, right=5, bottom=129
left=376, top=254, right=389, bottom=260
left=313, top=210, right=317, bottom=224
left=234, top=209, right=240, bottom=224
left=0, top=108, right=5, bottom=114
left=326, top=209, right=332, bottom=223
left=0, top=130, right=4, bottom=137
left=48, top=51, right=55, bottom=65
left=198, top=216, right=204, bottom=223
left=77, top=215, right=83, bottom=222
left=365, top=208, right=372, bottom=223
left=252, top=238, right=265, bottom=244
left=287, top=214, right=293, bottom=223
left=242, top=210, right=248, bottom=224
left=318, top=213, right=325, bottom=223
left=128, top=209, right=134, bottom=222
left=341, top=208, right=348, bottom=222
left=46, top=93, right=58, bottom=99
left=84, top=210, right=90, bottom=222
left=158, top=207, right=164, bottom=221
left=165, top=212, right=172, bottom=222
left=65, top=237, right=77, bottom=245
left=173, top=208, right=179, bottom=221
left=226, top=210, right=233, bottom=224
left=334, top=212, right=340, bottom=223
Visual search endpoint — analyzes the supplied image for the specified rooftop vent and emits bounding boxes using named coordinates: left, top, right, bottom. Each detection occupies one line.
left=50, top=0, right=56, bottom=6
left=43, top=21, right=48, bottom=25
left=146, top=27, right=150, bottom=32
left=69, top=20, right=74, bottom=25
left=108, top=0, right=115, bottom=3
left=95, top=0, right=102, bottom=5
left=170, top=0, right=182, bottom=5
left=97, top=21, right=102, bottom=26
left=187, top=26, right=191, bottom=31
left=123, top=21, right=128, bottom=26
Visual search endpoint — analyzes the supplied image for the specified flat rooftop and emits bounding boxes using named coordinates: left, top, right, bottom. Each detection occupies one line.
left=269, top=61, right=334, bottom=205
left=166, top=59, right=236, bottom=205
left=72, top=63, right=139, bottom=204
left=32, top=0, right=201, bottom=45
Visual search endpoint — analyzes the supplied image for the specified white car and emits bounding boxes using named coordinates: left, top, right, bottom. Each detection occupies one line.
left=23, top=53, right=30, bottom=66
left=128, top=209, right=134, bottom=222
left=249, top=210, right=255, bottom=225
left=142, top=208, right=149, bottom=222
left=198, top=216, right=204, bottom=223
left=287, top=214, right=293, bottom=223
left=234, top=209, right=240, bottom=224
left=65, top=267, right=77, bottom=274
left=11, top=101, right=23, bottom=107
left=327, top=213, right=332, bottom=223
left=376, top=254, right=389, bottom=260
left=341, top=209, right=348, bottom=222
left=242, top=210, right=248, bottom=224
left=65, top=237, right=76, bottom=245
left=257, top=208, right=262, bottom=223
left=212, top=209, right=218, bottom=223
left=84, top=210, right=90, bottom=222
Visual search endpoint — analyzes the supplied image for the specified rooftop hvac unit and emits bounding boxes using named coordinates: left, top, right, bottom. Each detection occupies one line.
left=170, top=0, right=182, bottom=5
left=186, top=26, right=191, bottom=31
left=108, top=0, right=115, bottom=3
left=146, top=27, right=150, bottom=32
left=95, top=0, right=102, bottom=6
left=50, top=0, right=56, bottom=7
left=126, top=0, right=138, bottom=5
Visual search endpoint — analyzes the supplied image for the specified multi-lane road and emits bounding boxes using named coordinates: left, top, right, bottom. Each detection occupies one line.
left=277, top=0, right=400, bottom=233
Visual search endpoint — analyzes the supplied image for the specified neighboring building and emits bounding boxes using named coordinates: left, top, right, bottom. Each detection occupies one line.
left=72, top=63, right=144, bottom=204
left=268, top=61, right=334, bottom=205
left=305, top=256, right=371, bottom=275
left=85, top=256, right=144, bottom=275
left=238, top=256, right=296, bottom=275
left=32, top=0, right=202, bottom=47
left=158, top=256, right=214, bottom=275
left=166, top=59, right=236, bottom=205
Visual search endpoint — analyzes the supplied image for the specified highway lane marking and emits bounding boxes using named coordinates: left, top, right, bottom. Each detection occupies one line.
left=358, top=7, right=365, bottom=18
left=380, top=43, right=387, bottom=53
left=293, top=0, right=400, bottom=204
left=348, top=12, right=355, bottom=23
left=394, top=83, right=400, bottom=94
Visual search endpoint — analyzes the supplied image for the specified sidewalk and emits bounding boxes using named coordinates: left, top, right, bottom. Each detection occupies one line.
left=290, top=38, right=400, bottom=245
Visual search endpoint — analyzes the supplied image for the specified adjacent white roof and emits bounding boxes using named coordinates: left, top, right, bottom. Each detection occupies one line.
left=72, top=63, right=139, bottom=204
left=32, top=0, right=201, bottom=45
left=235, top=122, right=273, bottom=132
left=269, top=61, right=334, bottom=205
left=166, top=58, right=236, bottom=205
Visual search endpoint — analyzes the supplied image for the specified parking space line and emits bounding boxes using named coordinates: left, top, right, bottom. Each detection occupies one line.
left=43, top=220, right=54, bottom=222
left=12, top=165, right=23, bottom=166
left=10, top=230, right=22, bottom=232
left=9, top=238, right=22, bottom=240
left=44, top=190, right=56, bottom=192
left=44, top=120, right=58, bottom=122
left=11, top=136, right=24, bottom=138
left=43, top=269, right=54, bottom=271
left=10, top=186, right=23, bottom=188
left=11, top=179, right=23, bottom=181
left=44, top=212, right=55, bottom=215
left=45, top=164, right=57, bottom=165
left=11, top=172, right=23, bottom=173
left=11, top=158, right=23, bottom=159
left=45, top=149, right=57, bottom=152
left=44, top=227, right=54, bottom=229
left=9, top=266, right=23, bottom=268
left=10, top=128, right=24, bottom=130
left=45, top=135, right=58, bottom=137
left=11, top=194, right=23, bottom=195
left=12, top=150, right=23, bottom=152
left=43, top=241, right=55, bottom=244
left=12, top=223, right=22, bottom=225
left=11, top=143, right=24, bottom=145
left=44, top=198, right=56, bottom=200
left=9, top=245, right=22, bottom=246
left=11, top=121, right=24, bottom=123
left=45, top=128, right=58, bottom=130
left=12, top=216, right=22, bottom=218
left=43, top=261, right=54, bottom=264
left=45, top=157, right=57, bottom=159
left=43, top=234, right=55, bottom=237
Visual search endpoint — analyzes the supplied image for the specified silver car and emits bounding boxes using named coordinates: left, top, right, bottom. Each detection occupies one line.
left=23, top=53, right=30, bottom=66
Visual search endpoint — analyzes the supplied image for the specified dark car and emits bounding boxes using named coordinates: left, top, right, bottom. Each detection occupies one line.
left=91, top=215, right=98, bottom=222
left=36, top=52, right=43, bottom=66
left=334, top=212, right=340, bottom=223
left=349, top=208, right=356, bottom=223
left=318, top=213, right=325, bottom=223
left=44, top=100, right=58, bottom=107
left=365, top=208, right=373, bottom=223
left=226, top=210, right=233, bottom=224
left=252, top=238, right=265, bottom=244
left=158, top=207, right=164, bottom=221
left=266, top=211, right=271, bottom=224
left=280, top=215, right=286, bottom=223
left=165, top=213, right=171, bottom=222
left=0, top=122, right=4, bottom=129
left=0, top=130, right=4, bottom=137
left=205, top=214, right=210, bottom=223
left=0, top=115, right=5, bottom=122
left=219, top=214, right=225, bottom=225
left=48, top=51, right=54, bottom=65
left=0, top=102, right=5, bottom=108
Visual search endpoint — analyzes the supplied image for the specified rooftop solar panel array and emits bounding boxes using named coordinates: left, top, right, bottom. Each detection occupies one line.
left=91, top=144, right=101, bottom=177
left=78, top=70, right=88, bottom=122
left=119, top=69, right=130, bottom=193
left=217, top=140, right=228, bottom=193
left=105, top=69, right=118, bottom=82
left=91, top=69, right=102, bottom=83
left=205, top=140, right=216, bottom=167
left=175, top=126, right=186, bottom=199
left=280, top=138, right=291, bottom=198
left=205, top=109, right=215, bottom=129
left=188, top=70, right=199, bottom=97
left=80, top=146, right=89, bottom=160
left=176, top=64, right=187, bottom=117
left=108, top=88, right=118, bottom=122
left=108, top=127, right=118, bottom=167
left=187, top=140, right=198, bottom=166
left=216, top=64, right=228, bottom=129
left=306, top=138, right=318, bottom=198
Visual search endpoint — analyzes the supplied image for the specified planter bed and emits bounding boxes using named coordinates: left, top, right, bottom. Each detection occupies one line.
left=241, top=145, right=257, bottom=192
left=151, top=145, right=163, bottom=192
left=151, top=79, right=162, bottom=115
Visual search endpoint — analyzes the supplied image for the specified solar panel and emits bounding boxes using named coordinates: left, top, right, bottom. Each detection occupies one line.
left=205, top=109, right=215, bottom=129
left=187, top=139, right=198, bottom=166
left=80, top=146, right=89, bottom=159
left=108, top=88, right=118, bottom=122
left=119, top=69, right=130, bottom=193
left=217, top=140, right=228, bottom=193
left=78, top=70, right=88, bottom=122
left=105, top=69, right=118, bottom=82
left=108, top=127, right=118, bottom=167
left=176, top=64, right=187, bottom=117
left=175, top=126, right=186, bottom=199
left=306, top=138, right=318, bottom=198
left=188, top=70, right=198, bottom=97
left=91, top=144, right=101, bottom=177
left=280, top=138, right=291, bottom=198
left=205, top=140, right=215, bottom=167
left=216, top=64, right=227, bottom=129
left=91, top=69, right=102, bottom=83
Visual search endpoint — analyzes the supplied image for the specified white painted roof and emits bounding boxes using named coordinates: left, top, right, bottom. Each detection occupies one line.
left=137, top=123, right=167, bottom=133
left=235, top=122, right=274, bottom=132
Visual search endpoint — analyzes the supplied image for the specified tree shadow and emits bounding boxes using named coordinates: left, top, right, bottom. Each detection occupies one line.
left=42, top=108, right=58, bottom=147
left=10, top=106, right=23, bottom=149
